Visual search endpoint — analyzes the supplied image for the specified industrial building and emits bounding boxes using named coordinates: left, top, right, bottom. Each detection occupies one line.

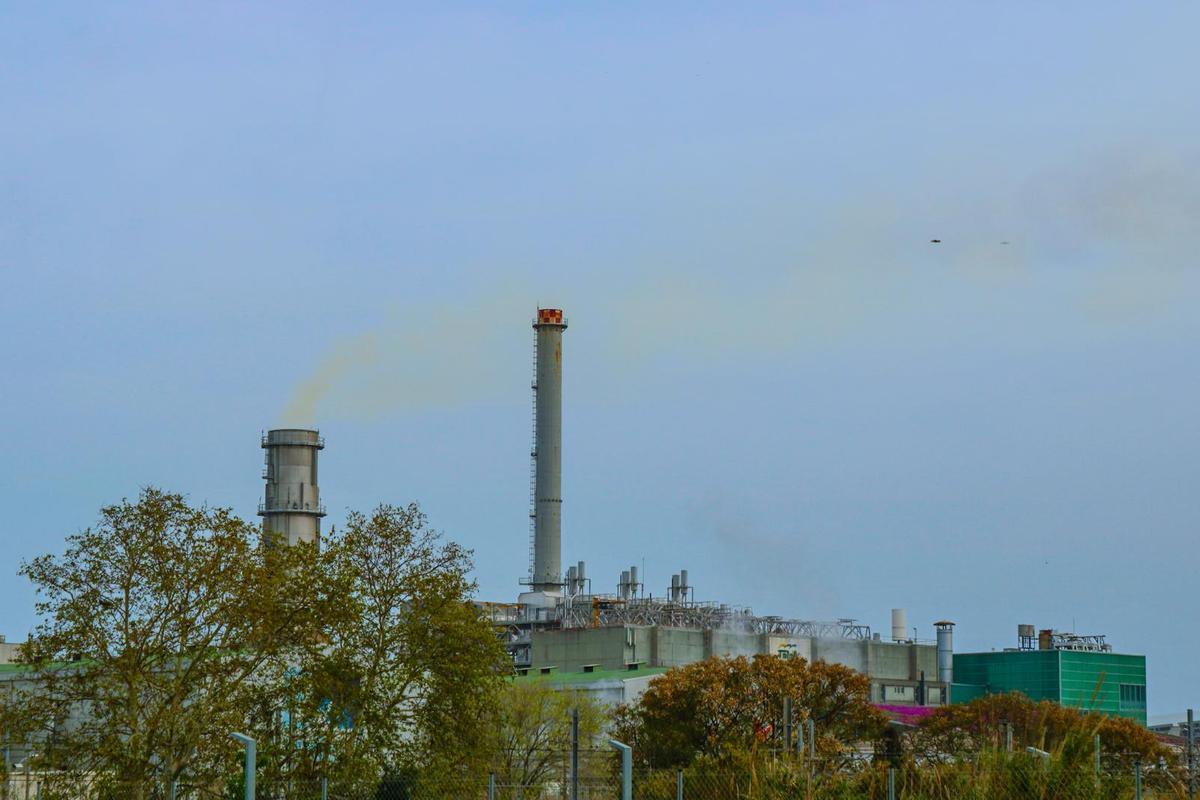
left=952, top=626, right=1148, bottom=724
left=249, top=309, right=1157, bottom=723
left=474, top=309, right=954, bottom=709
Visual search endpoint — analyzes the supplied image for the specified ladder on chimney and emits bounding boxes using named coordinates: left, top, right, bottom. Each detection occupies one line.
left=528, top=327, right=538, bottom=583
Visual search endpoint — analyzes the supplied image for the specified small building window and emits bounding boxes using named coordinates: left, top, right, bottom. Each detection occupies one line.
left=1119, top=684, right=1146, bottom=707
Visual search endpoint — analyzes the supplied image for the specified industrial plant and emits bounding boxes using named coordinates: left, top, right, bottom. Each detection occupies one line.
left=0, top=307, right=1151, bottom=739
left=241, top=307, right=1148, bottom=719
left=254, top=309, right=959, bottom=710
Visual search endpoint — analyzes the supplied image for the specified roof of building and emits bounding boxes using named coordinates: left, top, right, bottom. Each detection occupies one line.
left=512, top=666, right=670, bottom=686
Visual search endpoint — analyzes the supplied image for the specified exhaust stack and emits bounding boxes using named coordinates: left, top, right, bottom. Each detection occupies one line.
left=891, top=608, right=908, bottom=642
left=530, top=309, right=567, bottom=593
left=259, top=428, right=326, bottom=546
left=935, top=621, right=955, bottom=685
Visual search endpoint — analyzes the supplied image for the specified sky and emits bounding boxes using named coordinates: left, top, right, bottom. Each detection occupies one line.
left=1, top=3, right=1198, bottom=714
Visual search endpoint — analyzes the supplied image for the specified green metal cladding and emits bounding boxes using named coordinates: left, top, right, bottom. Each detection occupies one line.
left=953, top=650, right=1147, bottom=724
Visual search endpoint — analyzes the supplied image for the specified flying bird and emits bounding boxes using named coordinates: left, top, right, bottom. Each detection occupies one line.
left=929, top=239, right=941, bottom=244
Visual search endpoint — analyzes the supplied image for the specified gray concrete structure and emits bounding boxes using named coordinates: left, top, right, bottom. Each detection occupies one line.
left=529, top=624, right=948, bottom=707
left=259, top=428, right=325, bottom=546
left=530, top=309, right=566, bottom=592
left=0, top=636, right=24, bottom=665
left=515, top=666, right=669, bottom=708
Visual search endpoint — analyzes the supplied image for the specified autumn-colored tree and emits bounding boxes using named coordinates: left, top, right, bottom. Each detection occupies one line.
left=486, top=681, right=609, bottom=796
left=613, top=655, right=887, bottom=769
left=3, top=489, right=325, bottom=800
left=913, top=692, right=1173, bottom=769
left=257, top=504, right=508, bottom=793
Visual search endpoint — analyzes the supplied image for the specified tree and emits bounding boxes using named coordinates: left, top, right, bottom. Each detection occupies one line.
left=486, top=681, right=608, bottom=796
left=912, top=693, right=1173, bottom=769
left=262, top=504, right=507, bottom=793
left=5, top=489, right=323, bottom=800
left=613, top=655, right=887, bottom=769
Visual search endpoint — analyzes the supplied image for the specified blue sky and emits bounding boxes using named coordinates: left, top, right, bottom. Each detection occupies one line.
left=2, top=3, right=1198, bottom=713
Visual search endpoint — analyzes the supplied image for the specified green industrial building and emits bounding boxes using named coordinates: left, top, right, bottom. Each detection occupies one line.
left=952, top=631, right=1147, bottom=725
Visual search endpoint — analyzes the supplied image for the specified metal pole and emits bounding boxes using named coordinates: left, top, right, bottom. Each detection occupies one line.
left=796, top=716, right=804, bottom=755
left=229, top=733, right=255, bottom=800
left=488, top=773, right=496, bottom=800
left=782, top=698, right=792, bottom=754
left=570, top=707, right=580, bottom=800
left=1135, top=761, right=1142, bottom=800
left=169, top=780, right=177, bottom=800
left=1188, top=708, right=1195, bottom=799
left=609, top=739, right=632, bottom=800
left=807, top=719, right=815, bottom=760
left=1094, top=734, right=1101, bottom=777
left=1005, top=722, right=1013, bottom=753
left=887, top=767, right=895, bottom=800
left=676, top=770, right=683, bottom=800
left=321, top=776, right=328, bottom=800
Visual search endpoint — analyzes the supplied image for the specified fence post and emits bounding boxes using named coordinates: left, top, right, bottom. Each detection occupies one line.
left=169, top=779, right=177, bottom=800
left=807, top=719, right=815, bottom=760
left=1188, top=708, right=1195, bottom=799
left=676, top=769, right=683, bottom=800
left=887, top=767, right=895, bottom=800
left=609, top=739, right=632, bottom=800
left=1135, top=761, right=1142, bottom=800
left=229, top=733, right=256, bottom=800
left=488, top=773, right=496, bottom=800
left=570, top=707, right=580, bottom=800
left=1093, top=734, right=1101, bottom=777
left=1004, top=722, right=1013, bottom=753
left=782, top=697, right=792, bottom=754
left=320, top=776, right=328, bottom=800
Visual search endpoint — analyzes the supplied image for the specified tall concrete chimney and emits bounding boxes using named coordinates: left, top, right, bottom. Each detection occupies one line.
left=530, top=308, right=566, bottom=593
left=259, top=428, right=326, bottom=546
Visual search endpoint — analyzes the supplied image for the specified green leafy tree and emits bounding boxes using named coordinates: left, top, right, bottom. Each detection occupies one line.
left=262, top=504, right=507, bottom=794
left=4, top=489, right=324, bottom=800
left=487, top=681, right=608, bottom=796
left=912, top=692, right=1174, bottom=769
left=613, top=654, right=887, bottom=770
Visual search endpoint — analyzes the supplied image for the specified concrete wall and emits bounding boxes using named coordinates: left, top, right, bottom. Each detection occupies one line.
left=812, top=638, right=867, bottom=672
left=653, top=627, right=706, bottom=667
left=518, top=671, right=664, bottom=710
left=532, top=626, right=632, bottom=672
left=707, top=629, right=763, bottom=659
left=0, top=641, right=25, bottom=665
left=531, top=625, right=948, bottom=706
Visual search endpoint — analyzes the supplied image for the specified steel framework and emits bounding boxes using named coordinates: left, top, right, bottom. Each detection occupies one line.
left=553, top=597, right=872, bottom=640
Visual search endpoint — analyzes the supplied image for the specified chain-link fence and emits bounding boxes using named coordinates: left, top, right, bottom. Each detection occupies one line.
left=5, top=745, right=1195, bottom=799
left=292, top=752, right=1194, bottom=800
left=348, top=753, right=1193, bottom=800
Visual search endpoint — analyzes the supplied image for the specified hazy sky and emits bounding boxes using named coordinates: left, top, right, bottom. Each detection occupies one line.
left=3, top=3, right=1198, bottom=714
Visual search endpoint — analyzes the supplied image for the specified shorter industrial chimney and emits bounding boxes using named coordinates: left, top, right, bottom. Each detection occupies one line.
left=891, top=608, right=908, bottom=642
left=935, top=620, right=955, bottom=685
left=259, top=428, right=325, bottom=546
